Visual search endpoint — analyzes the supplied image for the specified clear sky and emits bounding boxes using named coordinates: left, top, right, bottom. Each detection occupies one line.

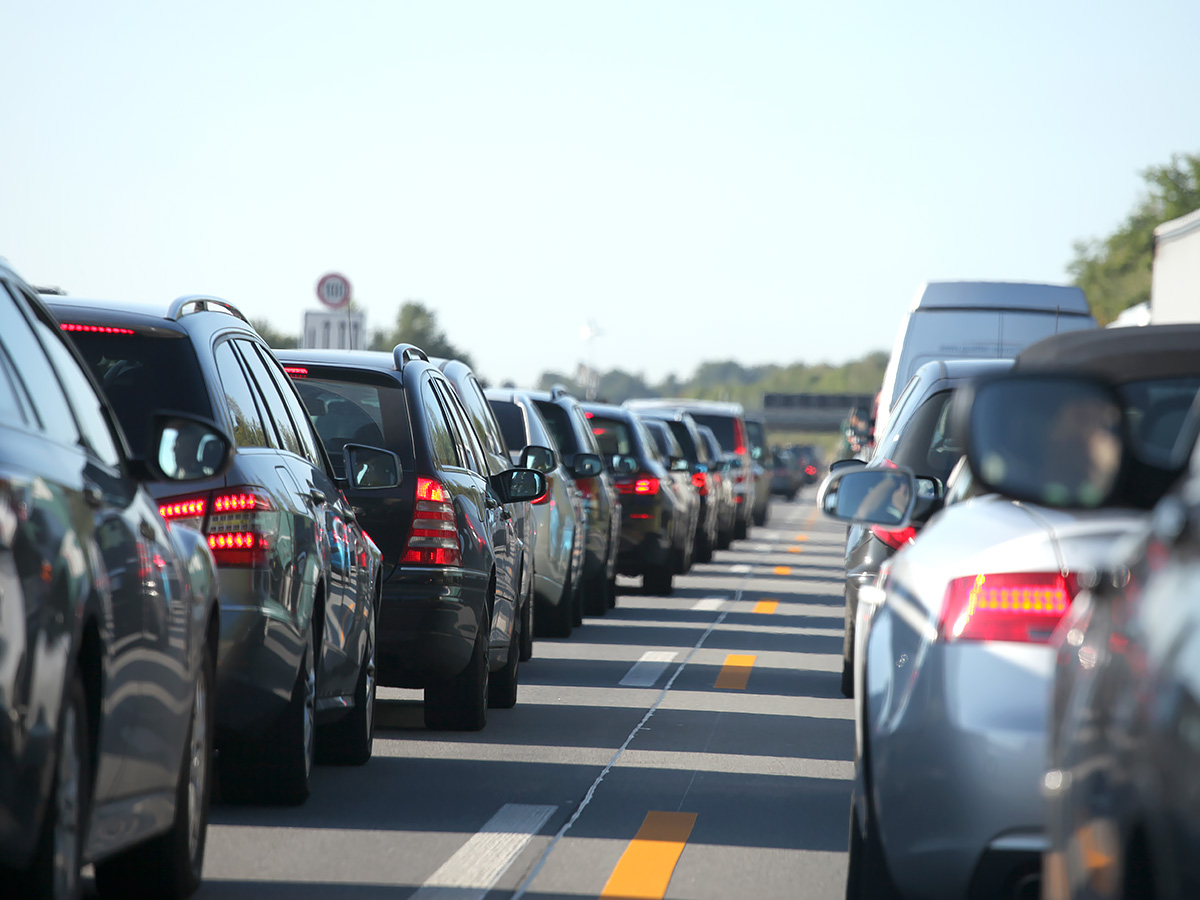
left=3, top=2, right=1198, bottom=387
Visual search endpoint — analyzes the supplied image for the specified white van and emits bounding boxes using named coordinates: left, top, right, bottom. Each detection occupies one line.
left=874, top=281, right=1097, bottom=438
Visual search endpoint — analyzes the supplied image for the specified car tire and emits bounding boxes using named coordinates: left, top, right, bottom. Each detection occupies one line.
left=317, top=634, right=375, bottom=766
left=753, top=504, right=768, bottom=527
left=844, top=789, right=902, bottom=900
left=19, top=672, right=89, bottom=900
left=425, top=618, right=489, bottom=731
left=539, top=566, right=574, bottom=638
left=787, top=489, right=798, bottom=502
left=695, top=528, right=714, bottom=564
left=644, top=563, right=674, bottom=596
left=605, top=573, right=618, bottom=609
left=95, top=648, right=215, bottom=899
left=734, top=517, right=749, bottom=540
left=716, top=524, right=733, bottom=551
left=571, top=576, right=584, bottom=627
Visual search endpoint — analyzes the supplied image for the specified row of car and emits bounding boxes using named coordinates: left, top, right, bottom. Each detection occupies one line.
left=0, top=257, right=788, bottom=899
left=819, top=322, right=1200, bottom=899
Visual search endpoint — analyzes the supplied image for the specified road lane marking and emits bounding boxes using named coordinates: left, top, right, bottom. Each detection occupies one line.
left=787, top=546, right=804, bottom=553
left=509, top=591, right=742, bottom=900
left=752, top=600, right=778, bottom=614
left=600, top=811, right=698, bottom=899
left=409, top=803, right=556, bottom=900
left=713, top=654, right=756, bottom=689
left=691, top=598, right=724, bottom=611
left=730, top=564, right=751, bottom=574
left=794, top=533, right=809, bottom=541
left=620, top=651, right=679, bottom=687
left=773, top=565, right=792, bottom=575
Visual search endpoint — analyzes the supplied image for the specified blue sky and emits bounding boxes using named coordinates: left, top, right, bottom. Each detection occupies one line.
left=3, top=1, right=1198, bottom=386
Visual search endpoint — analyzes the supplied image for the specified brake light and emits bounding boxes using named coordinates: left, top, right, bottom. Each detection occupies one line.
left=691, top=471, right=708, bottom=496
left=283, top=366, right=308, bottom=377
left=159, top=495, right=207, bottom=531
left=870, top=525, right=917, bottom=550
left=940, top=572, right=1079, bottom=643
left=60, top=323, right=135, bottom=335
left=616, top=475, right=659, bottom=495
left=734, top=419, right=747, bottom=456
left=805, top=465, right=816, bottom=476
left=206, top=489, right=274, bottom=566
left=402, top=476, right=462, bottom=566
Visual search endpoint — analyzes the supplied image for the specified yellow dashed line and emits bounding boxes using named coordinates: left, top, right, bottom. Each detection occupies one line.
left=713, top=654, right=756, bottom=690
left=773, top=565, right=792, bottom=575
left=786, top=546, right=804, bottom=554
left=601, top=811, right=698, bottom=899
left=753, top=600, right=778, bottom=614
left=794, top=534, right=808, bottom=542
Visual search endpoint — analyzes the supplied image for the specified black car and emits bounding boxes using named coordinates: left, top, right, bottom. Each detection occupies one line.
left=48, top=294, right=389, bottom=805
left=581, top=402, right=692, bottom=595
left=526, top=387, right=621, bottom=616
left=276, top=345, right=546, bottom=730
left=834, top=357, right=1013, bottom=697
left=637, top=416, right=702, bottom=573
left=1, top=261, right=230, bottom=898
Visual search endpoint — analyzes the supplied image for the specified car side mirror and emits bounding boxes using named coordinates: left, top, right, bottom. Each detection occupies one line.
left=829, top=458, right=866, bottom=474
left=817, top=467, right=917, bottom=527
left=669, top=456, right=690, bottom=473
left=959, top=373, right=1126, bottom=509
left=571, top=453, right=603, bottom=478
left=147, top=413, right=232, bottom=482
left=520, top=444, right=557, bottom=473
left=344, top=443, right=402, bottom=489
left=494, top=467, right=548, bottom=503
left=611, top=455, right=639, bottom=477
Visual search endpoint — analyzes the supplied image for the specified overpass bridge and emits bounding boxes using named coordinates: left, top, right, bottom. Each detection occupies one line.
left=759, top=392, right=876, bottom=431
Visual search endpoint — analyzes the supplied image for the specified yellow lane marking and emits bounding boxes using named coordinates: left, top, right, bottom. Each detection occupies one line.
left=713, top=654, right=757, bottom=690
left=753, top=600, right=778, bottom=614
left=786, top=546, right=804, bottom=554
left=794, top=534, right=808, bottom=541
left=601, top=811, right=698, bottom=899
left=773, top=565, right=792, bottom=575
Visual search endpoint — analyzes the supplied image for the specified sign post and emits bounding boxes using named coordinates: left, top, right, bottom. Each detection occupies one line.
left=316, top=272, right=354, bottom=349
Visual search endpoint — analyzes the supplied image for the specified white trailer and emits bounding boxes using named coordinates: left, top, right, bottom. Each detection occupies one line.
left=1151, top=207, right=1200, bottom=324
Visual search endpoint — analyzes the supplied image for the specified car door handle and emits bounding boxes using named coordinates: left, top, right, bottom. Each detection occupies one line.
left=309, top=488, right=327, bottom=506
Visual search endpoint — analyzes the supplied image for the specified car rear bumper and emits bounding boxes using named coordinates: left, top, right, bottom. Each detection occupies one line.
left=617, top=514, right=671, bottom=575
left=376, top=565, right=489, bottom=687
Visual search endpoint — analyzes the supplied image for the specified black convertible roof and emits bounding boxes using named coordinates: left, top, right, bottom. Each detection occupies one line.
left=1014, top=324, right=1200, bottom=382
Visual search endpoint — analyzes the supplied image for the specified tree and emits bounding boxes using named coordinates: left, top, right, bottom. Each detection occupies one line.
left=370, top=300, right=474, bottom=368
left=250, top=318, right=299, bottom=349
left=1069, top=152, right=1200, bottom=324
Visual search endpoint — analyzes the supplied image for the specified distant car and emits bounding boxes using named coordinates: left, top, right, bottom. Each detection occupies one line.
left=791, top=444, right=822, bottom=485
left=486, top=388, right=598, bottom=638
left=637, top=415, right=703, bottom=573
left=276, top=345, right=546, bottom=730
left=696, top=424, right=737, bottom=549
left=50, top=293, right=388, bottom=806
left=770, top=448, right=804, bottom=500
left=2, top=261, right=229, bottom=899
left=743, top=413, right=773, bottom=526
left=526, top=387, right=621, bottom=616
left=824, top=324, right=1200, bottom=900
left=581, top=402, right=693, bottom=595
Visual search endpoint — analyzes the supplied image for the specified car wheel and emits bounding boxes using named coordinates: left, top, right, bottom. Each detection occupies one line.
left=644, top=563, right=674, bottom=596
left=571, top=575, right=584, bottom=627
left=734, top=517, right=749, bottom=540
left=716, top=524, right=733, bottom=550
left=695, top=527, right=714, bottom=564
left=20, top=672, right=89, bottom=900
left=425, top=618, right=489, bottom=731
left=317, top=634, right=375, bottom=766
left=95, top=648, right=215, bottom=899
left=753, top=505, right=768, bottom=527
left=844, top=792, right=901, bottom=900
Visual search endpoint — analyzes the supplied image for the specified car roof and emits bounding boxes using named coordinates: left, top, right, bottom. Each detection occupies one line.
left=911, top=281, right=1092, bottom=314
left=580, top=401, right=632, bottom=418
left=45, top=295, right=258, bottom=341
left=1014, top=324, right=1200, bottom=383
left=912, top=357, right=1014, bottom=386
left=276, top=347, right=400, bottom=372
left=624, top=398, right=746, bottom=416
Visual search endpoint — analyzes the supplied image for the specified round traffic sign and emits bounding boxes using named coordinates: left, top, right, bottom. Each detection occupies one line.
left=316, top=272, right=351, bottom=309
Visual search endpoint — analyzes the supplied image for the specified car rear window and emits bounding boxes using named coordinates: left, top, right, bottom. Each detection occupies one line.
left=588, top=415, right=639, bottom=457
left=690, top=413, right=735, bottom=451
left=489, top=399, right=528, bottom=453
left=1118, top=377, right=1200, bottom=466
left=292, top=374, right=413, bottom=479
left=665, top=421, right=699, bottom=461
left=884, top=389, right=959, bottom=482
left=65, top=331, right=213, bottom=455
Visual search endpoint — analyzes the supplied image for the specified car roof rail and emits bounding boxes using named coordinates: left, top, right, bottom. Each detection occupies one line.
left=168, top=295, right=251, bottom=324
left=550, top=383, right=575, bottom=401
left=35, top=285, right=68, bottom=295
left=393, top=343, right=429, bottom=370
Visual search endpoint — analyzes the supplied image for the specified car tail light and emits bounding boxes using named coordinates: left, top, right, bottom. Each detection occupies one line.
left=283, top=365, right=308, bottom=377
left=691, top=471, right=708, bottom=496
left=158, top=495, right=207, bottom=531
left=870, top=525, right=917, bottom=550
left=402, top=476, right=462, bottom=566
left=616, top=475, right=660, bottom=495
left=939, top=572, right=1080, bottom=643
left=206, top=490, right=274, bottom=566
left=805, top=465, right=816, bottom=476
left=734, top=419, right=747, bottom=456
left=59, top=323, right=135, bottom=335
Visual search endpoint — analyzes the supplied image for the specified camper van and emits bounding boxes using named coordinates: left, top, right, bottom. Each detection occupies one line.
left=874, top=280, right=1097, bottom=439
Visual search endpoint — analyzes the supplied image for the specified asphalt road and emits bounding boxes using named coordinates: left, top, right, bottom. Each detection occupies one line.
left=193, top=489, right=852, bottom=900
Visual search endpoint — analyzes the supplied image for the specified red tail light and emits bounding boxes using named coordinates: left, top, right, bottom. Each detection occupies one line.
left=805, top=465, right=816, bottom=476
left=206, top=489, right=274, bottom=566
left=870, top=525, right=917, bottom=550
left=159, top=495, right=207, bottom=531
left=60, top=323, right=135, bottom=335
left=616, top=475, right=660, bottom=495
left=940, top=572, right=1079, bottom=643
left=691, top=471, right=708, bottom=496
left=283, top=365, right=308, bottom=377
left=402, top=476, right=462, bottom=566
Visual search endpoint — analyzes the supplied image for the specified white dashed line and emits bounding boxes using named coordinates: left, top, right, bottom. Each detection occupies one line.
left=619, top=651, right=680, bottom=687
left=691, top=598, right=726, bottom=612
left=730, top=564, right=751, bottom=574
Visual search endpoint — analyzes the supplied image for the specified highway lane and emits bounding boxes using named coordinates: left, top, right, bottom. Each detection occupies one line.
left=186, top=490, right=853, bottom=899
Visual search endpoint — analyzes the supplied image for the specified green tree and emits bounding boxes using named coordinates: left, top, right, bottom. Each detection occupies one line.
left=250, top=318, right=299, bottom=349
left=1069, top=152, right=1200, bottom=324
left=370, top=300, right=474, bottom=368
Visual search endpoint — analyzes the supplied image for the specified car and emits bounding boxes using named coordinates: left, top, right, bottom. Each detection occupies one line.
left=625, top=399, right=754, bottom=539
left=581, top=402, right=694, bottom=595
left=791, top=443, right=823, bottom=486
left=486, top=388, right=598, bottom=638
left=431, top=357, right=542, bottom=666
left=695, top=424, right=737, bottom=549
left=276, top=345, right=546, bottom=729
left=770, top=447, right=804, bottom=500
left=821, top=324, right=1200, bottom=900
left=48, top=293, right=389, bottom=805
left=0, top=261, right=230, bottom=899
left=743, top=413, right=773, bottom=526
left=834, top=358, right=1013, bottom=696
left=632, top=408, right=720, bottom=563
left=526, top=387, right=621, bottom=616
left=635, top=414, right=703, bottom=573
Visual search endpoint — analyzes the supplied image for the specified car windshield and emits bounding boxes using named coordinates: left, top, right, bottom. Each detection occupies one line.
left=64, top=331, right=213, bottom=456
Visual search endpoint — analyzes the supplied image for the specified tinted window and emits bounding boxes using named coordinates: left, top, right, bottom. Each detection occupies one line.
left=297, top=378, right=393, bottom=479
left=464, top=376, right=509, bottom=462
left=257, top=347, right=326, bottom=465
left=215, top=341, right=271, bottom=448
left=35, top=319, right=122, bottom=468
left=570, top=406, right=602, bottom=454
left=690, top=413, right=736, bottom=451
left=589, top=415, right=637, bottom=457
left=0, top=342, right=28, bottom=425
left=235, top=340, right=304, bottom=456
left=885, top=390, right=959, bottom=481
left=873, top=375, right=923, bottom=460
left=0, top=286, right=78, bottom=446
left=67, top=330, right=213, bottom=453
left=644, top=421, right=671, bottom=458
left=421, top=379, right=459, bottom=469
left=1118, top=377, right=1200, bottom=466
left=534, top=400, right=577, bottom=454
left=438, top=381, right=487, bottom=476
left=489, top=399, right=528, bottom=452
left=666, top=420, right=699, bottom=461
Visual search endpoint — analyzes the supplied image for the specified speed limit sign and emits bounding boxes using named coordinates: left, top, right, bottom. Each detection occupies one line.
left=316, top=272, right=351, bottom=309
